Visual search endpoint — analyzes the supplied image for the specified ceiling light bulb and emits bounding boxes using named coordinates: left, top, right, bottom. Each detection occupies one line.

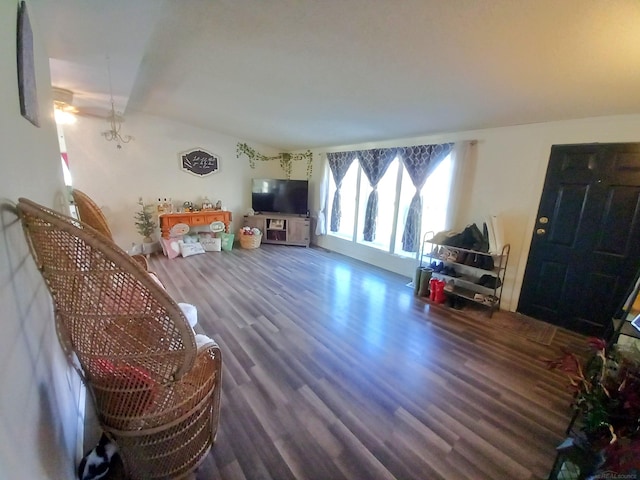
left=52, top=87, right=78, bottom=125
left=54, top=108, right=77, bottom=125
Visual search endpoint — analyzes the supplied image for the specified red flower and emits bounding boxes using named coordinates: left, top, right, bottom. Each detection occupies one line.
left=586, top=337, right=607, bottom=352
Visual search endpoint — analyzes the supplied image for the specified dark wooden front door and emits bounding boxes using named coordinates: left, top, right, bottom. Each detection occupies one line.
left=518, top=143, right=640, bottom=336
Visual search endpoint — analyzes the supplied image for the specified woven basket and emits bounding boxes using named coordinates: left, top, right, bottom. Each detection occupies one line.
left=239, top=233, right=262, bottom=249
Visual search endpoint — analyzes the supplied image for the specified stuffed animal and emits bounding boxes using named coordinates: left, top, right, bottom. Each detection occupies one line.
left=77, top=432, right=118, bottom=480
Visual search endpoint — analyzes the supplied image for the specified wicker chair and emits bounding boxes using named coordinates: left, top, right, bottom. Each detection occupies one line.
left=71, top=188, right=150, bottom=270
left=71, top=188, right=113, bottom=238
left=17, top=198, right=222, bottom=480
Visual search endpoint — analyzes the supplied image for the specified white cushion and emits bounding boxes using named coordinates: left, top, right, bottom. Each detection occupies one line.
left=200, top=235, right=221, bottom=252
left=178, top=302, right=198, bottom=328
left=179, top=241, right=205, bottom=258
left=195, top=334, right=213, bottom=349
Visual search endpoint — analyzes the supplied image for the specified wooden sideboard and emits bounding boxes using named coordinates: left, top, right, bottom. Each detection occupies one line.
left=159, top=210, right=232, bottom=238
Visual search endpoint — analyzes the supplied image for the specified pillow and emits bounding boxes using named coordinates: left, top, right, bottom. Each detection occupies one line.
left=179, top=241, right=205, bottom=258
left=178, top=302, right=198, bottom=327
left=148, top=272, right=165, bottom=289
left=195, top=334, right=214, bottom=349
left=199, top=233, right=221, bottom=252
left=183, top=234, right=199, bottom=244
left=161, top=236, right=182, bottom=259
left=91, top=359, right=156, bottom=413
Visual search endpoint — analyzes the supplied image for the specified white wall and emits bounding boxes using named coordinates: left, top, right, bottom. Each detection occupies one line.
left=66, top=105, right=640, bottom=314
left=311, top=114, right=640, bottom=311
left=0, top=1, right=83, bottom=478
left=64, top=113, right=287, bottom=248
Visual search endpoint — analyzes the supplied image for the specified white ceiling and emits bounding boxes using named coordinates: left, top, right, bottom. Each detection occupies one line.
left=29, top=0, right=640, bottom=151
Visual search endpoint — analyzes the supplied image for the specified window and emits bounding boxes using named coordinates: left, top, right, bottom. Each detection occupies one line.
left=327, top=152, right=453, bottom=259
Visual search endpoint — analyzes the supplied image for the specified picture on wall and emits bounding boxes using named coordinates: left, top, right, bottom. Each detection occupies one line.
left=17, top=1, right=39, bottom=127
left=179, top=148, right=220, bottom=177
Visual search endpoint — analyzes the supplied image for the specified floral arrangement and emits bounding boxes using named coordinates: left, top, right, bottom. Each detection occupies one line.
left=548, top=337, right=640, bottom=474
left=240, top=226, right=261, bottom=236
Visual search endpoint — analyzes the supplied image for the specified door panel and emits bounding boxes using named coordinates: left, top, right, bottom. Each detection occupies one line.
left=518, top=143, right=640, bottom=336
left=597, top=186, right=640, bottom=255
left=548, top=185, right=588, bottom=246
left=533, top=262, right=567, bottom=312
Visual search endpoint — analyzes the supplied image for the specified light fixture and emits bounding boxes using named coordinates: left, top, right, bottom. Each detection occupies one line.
left=101, top=55, right=132, bottom=149
left=52, top=87, right=77, bottom=125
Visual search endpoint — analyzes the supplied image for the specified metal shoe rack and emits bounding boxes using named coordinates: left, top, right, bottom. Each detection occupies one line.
left=419, top=232, right=510, bottom=316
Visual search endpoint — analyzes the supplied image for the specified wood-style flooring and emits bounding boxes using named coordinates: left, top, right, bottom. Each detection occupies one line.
left=143, top=244, right=585, bottom=480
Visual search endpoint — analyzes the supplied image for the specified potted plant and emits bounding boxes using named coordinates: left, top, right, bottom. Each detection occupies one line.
left=134, top=199, right=157, bottom=253
left=548, top=338, right=640, bottom=478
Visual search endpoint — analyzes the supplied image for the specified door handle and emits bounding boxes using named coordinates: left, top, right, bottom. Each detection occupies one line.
left=536, top=228, right=546, bottom=235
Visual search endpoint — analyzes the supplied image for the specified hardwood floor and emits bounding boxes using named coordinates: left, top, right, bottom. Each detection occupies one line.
left=145, top=244, right=585, bottom=480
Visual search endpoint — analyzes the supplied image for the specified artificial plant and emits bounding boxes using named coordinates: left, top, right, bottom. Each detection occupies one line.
left=236, top=142, right=313, bottom=179
left=134, top=198, right=157, bottom=242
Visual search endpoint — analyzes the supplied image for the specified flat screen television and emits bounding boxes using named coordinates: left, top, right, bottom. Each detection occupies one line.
left=252, top=179, right=309, bottom=216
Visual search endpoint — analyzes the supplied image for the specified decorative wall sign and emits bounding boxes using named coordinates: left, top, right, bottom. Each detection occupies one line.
left=179, top=148, right=220, bottom=177
left=17, top=1, right=39, bottom=127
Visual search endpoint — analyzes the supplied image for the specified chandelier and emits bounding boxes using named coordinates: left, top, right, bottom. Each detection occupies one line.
left=101, top=56, right=132, bottom=149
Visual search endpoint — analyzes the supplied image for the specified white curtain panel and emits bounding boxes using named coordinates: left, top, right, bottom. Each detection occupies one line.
left=315, top=154, right=329, bottom=235
left=444, top=140, right=472, bottom=230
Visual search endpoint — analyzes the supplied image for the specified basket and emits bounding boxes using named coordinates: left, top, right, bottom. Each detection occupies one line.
left=239, top=232, right=262, bottom=249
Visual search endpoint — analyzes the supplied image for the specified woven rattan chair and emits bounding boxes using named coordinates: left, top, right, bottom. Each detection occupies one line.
left=71, top=188, right=113, bottom=238
left=18, top=198, right=222, bottom=480
left=71, top=188, right=150, bottom=271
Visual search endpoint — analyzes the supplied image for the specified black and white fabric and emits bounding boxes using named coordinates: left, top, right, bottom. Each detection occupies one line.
left=399, top=143, right=454, bottom=252
left=78, top=433, right=118, bottom=480
left=327, top=151, right=357, bottom=232
left=358, top=148, right=398, bottom=242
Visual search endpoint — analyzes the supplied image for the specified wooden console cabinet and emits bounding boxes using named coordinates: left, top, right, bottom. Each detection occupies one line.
left=159, top=211, right=232, bottom=238
left=244, top=214, right=310, bottom=247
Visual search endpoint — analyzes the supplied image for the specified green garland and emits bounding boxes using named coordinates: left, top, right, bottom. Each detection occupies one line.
left=236, top=142, right=313, bottom=179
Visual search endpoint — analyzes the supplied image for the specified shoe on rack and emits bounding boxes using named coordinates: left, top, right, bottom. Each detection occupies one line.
left=473, top=293, right=486, bottom=303
left=477, top=274, right=501, bottom=289
left=444, top=248, right=458, bottom=262
left=444, top=280, right=455, bottom=292
left=446, top=266, right=460, bottom=277
left=483, top=295, right=497, bottom=306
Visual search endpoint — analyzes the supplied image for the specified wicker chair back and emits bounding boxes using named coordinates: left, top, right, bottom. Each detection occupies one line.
left=71, top=188, right=113, bottom=239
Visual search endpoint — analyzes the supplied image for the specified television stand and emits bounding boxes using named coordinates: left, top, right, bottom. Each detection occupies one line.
left=243, top=213, right=310, bottom=247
